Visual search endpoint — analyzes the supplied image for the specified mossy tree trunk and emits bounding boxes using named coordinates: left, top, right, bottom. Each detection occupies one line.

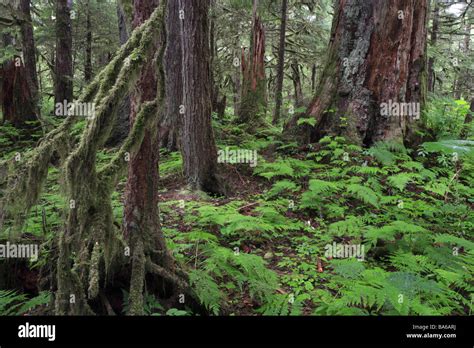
left=106, top=3, right=131, bottom=146
left=180, top=0, right=222, bottom=194
left=286, top=0, right=428, bottom=146
left=238, top=0, right=267, bottom=128
left=123, top=0, right=174, bottom=315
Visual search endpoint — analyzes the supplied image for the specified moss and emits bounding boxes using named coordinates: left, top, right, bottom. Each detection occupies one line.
left=128, top=239, right=145, bottom=315
left=2, top=1, right=184, bottom=316
left=88, top=242, right=101, bottom=300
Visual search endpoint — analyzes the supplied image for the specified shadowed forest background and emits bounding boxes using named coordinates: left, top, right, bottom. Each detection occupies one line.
left=0, top=0, right=473, bottom=316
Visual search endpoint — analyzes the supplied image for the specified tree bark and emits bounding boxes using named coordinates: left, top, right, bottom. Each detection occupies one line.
left=19, top=0, right=40, bottom=117
left=460, top=98, right=474, bottom=139
left=286, top=0, right=428, bottom=147
left=273, top=0, right=288, bottom=125
left=0, top=33, right=38, bottom=127
left=427, top=0, right=439, bottom=93
left=311, top=63, right=316, bottom=93
left=106, top=2, right=131, bottom=146
left=179, top=0, right=222, bottom=194
left=291, top=60, right=304, bottom=108
left=233, top=40, right=241, bottom=117
left=160, top=0, right=183, bottom=151
left=456, top=13, right=471, bottom=100
left=238, top=0, right=267, bottom=127
left=84, top=0, right=92, bottom=82
left=54, top=0, right=73, bottom=106
left=123, top=0, right=172, bottom=313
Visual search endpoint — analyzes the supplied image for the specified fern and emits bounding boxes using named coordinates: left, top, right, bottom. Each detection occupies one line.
left=387, top=173, right=416, bottom=192
left=346, top=183, right=380, bottom=208
left=203, top=247, right=278, bottom=304
left=328, top=216, right=365, bottom=238
left=254, top=158, right=295, bottom=180
left=267, top=179, right=300, bottom=198
left=365, top=221, right=427, bottom=246
left=389, top=252, right=433, bottom=274
left=188, top=269, right=222, bottom=315
left=434, top=234, right=474, bottom=250
left=300, top=179, right=341, bottom=210
left=0, top=290, right=50, bottom=315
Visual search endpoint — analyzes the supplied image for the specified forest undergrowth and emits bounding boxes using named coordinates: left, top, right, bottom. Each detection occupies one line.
left=1, top=102, right=473, bottom=316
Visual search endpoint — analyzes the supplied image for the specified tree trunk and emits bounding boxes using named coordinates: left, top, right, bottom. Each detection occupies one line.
left=19, top=0, right=40, bottom=118
left=286, top=0, right=428, bottom=146
left=273, top=0, right=288, bottom=125
left=291, top=60, right=304, bottom=108
left=0, top=33, right=38, bottom=127
left=179, top=0, right=222, bottom=194
left=54, top=0, right=73, bottom=106
left=84, top=0, right=92, bottom=82
left=123, top=0, right=172, bottom=314
left=106, top=3, right=131, bottom=146
left=311, top=63, right=316, bottom=93
left=456, top=13, right=471, bottom=100
left=427, top=0, right=439, bottom=93
left=160, top=0, right=183, bottom=151
left=460, top=98, right=474, bottom=139
left=209, top=0, right=218, bottom=112
left=238, top=0, right=267, bottom=127
left=233, top=41, right=241, bottom=117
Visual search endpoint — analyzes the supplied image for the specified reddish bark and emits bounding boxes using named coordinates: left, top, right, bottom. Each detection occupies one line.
left=1, top=58, right=38, bottom=127
left=287, top=0, right=428, bottom=146
left=239, top=11, right=267, bottom=125
left=123, top=0, right=170, bottom=274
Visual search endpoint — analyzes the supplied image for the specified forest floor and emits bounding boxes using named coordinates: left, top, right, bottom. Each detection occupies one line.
left=1, top=120, right=473, bottom=316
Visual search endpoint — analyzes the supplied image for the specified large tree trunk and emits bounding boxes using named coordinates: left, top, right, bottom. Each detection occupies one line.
left=286, top=0, right=428, bottom=146
left=179, top=0, right=222, bottom=194
left=160, top=0, right=183, bottom=151
left=0, top=33, right=38, bottom=127
left=272, top=0, right=288, bottom=125
left=427, top=0, right=439, bottom=93
left=123, top=0, right=172, bottom=315
left=238, top=0, right=267, bottom=128
left=54, top=0, right=73, bottom=106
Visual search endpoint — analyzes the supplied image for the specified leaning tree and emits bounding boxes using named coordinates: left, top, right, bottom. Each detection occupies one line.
left=0, top=1, right=199, bottom=315
left=286, top=0, right=429, bottom=146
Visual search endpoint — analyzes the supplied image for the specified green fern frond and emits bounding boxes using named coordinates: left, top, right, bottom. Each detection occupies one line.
left=346, top=184, right=380, bottom=208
